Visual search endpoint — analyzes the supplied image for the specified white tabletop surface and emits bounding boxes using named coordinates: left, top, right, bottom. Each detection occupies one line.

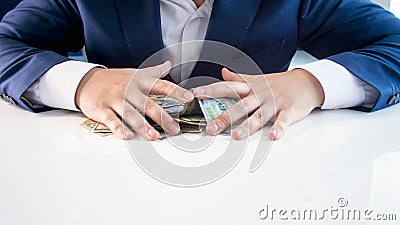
left=1, top=96, right=399, bottom=225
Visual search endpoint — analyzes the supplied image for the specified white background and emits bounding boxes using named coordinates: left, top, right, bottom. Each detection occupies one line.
left=391, top=0, right=400, bottom=17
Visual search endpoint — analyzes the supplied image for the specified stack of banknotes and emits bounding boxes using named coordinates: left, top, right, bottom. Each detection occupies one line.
left=80, top=95, right=237, bottom=138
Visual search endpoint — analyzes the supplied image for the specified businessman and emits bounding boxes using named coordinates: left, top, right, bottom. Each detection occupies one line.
left=1, top=0, right=400, bottom=141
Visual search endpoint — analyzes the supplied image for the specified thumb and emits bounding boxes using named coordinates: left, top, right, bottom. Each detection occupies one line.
left=134, top=61, right=172, bottom=78
left=222, top=68, right=246, bottom=82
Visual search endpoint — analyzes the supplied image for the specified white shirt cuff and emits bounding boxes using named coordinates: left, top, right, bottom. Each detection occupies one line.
left=298, top=59, right=367, bottom=110
left=38, top=61, right=105, bottom=111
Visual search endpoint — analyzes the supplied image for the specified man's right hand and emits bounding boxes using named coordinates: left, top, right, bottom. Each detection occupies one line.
left=75, top=61, right=194, bottom=140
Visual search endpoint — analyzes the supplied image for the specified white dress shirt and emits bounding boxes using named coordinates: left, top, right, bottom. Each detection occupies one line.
left=23, top=0, right=378, bottom=111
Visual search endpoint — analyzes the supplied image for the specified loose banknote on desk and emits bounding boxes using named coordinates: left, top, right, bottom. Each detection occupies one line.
left=80, top=95, right=238, bottom=139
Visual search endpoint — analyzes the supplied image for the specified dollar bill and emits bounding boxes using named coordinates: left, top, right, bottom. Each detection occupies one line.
left=80, top=96, right=238, bottom=138
left=198, top=98, right=237, bottom=123
left=81, top=117, right=205, bottom=138
left=80, top=119, right=113, bottom=137
left=175, top=115, right=207, bottom=126
left=149, top=95, right=203, bottom=116
left=198, top=98, right=238, bottom=135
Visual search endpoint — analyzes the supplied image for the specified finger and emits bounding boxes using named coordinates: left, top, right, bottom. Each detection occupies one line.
left=126, top=93, right=181, bottom=135
left=123, top=103, right=161, bottom=141
left=97, top=108, right=134, bottom=140
left=268, top=110, right=292, bottom=140
left=150, top=79, right=194, bottom=103
left=142, top=96, right=181, bottom=136
left=221, top=68, right=248, bottom=82
left=206, top=96, right=260, bottom=136
left=192, top=81, right=251, bottom=99
left=133, top=61, right=172, bottom=79
left=231, top=105, right=276, bottom=140
left=222, top=67, right=268, bottom=91
left=111, top=100, right=160, bottom=141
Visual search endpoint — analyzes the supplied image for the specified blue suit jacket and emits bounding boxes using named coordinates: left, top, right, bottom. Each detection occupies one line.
left=1, top=0, right=400, bottom=112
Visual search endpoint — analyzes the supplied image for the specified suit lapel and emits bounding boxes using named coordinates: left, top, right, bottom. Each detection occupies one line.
left=191, top=0, right=262, bottom=81
left=114, top=0, right=261, bottom=83
left=114, top=0, right=164, bottom=67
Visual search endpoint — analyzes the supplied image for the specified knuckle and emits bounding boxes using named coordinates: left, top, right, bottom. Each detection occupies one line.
left=115, top=124, right=124, bottom=133
left=216, top=115, right=230, bottom=127
left=254, top=113, right=264, bottom=125
left=110, top=88, right=119, bottom=98
left=241, top=98, right=253, bottom=110
left=143, top=99, right=157, bottom=112
left=144, top=99, right=152, bottom=110
left=160, top=118, right=175, bottom=129
left=110, top=85, right=126, bottom=99
left=157, top=80, right=171, bottom=91
left=127, top=117, right=142, bottom=130
left=175, top=87, right=187, bottom=96
left=249, top=113, right=264, bottom=130
left=144, top=106, right=158, bottom=117
left=224, top=85, right=233, bottom=96
left=253, top=111, right=263, bottom=120
left=124, top=109, right=137, bottom=120
left=275, top=95, right=291, bottom=109
left=205, top=85, right=214, bottom=95
left=104, top=116, right=120, bottom=129
left=145, top=103, right=164, bottom=120
left=279, top=101, right=290, bottom=110
left=92, top=101, right=106, bottom=113
left=227, top=84, right=241, bottom=98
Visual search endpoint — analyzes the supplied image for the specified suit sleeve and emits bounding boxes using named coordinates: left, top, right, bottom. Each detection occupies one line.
left=0, top=0, right=84, bottom=112
left=298, top=0, right=400, bottom=112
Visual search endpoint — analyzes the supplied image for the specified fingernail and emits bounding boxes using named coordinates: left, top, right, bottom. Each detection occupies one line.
left=233, top=128, right=244, bottom=139
left=269, top=128, right=279, bottom=140
left=147, top=128, right=160, bottom=139
left=124, top=130, right=134, bottom=139
left=208, top=122, right=219, bottom=135
left=167, top=123, right=180, bottom=135
left=184, top=91, right=194, bottom=100
left=194, top=87, right=206, bottom=96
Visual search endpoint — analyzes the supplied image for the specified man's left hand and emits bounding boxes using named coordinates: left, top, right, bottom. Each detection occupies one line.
left=193, top=68, right=325, bottom=140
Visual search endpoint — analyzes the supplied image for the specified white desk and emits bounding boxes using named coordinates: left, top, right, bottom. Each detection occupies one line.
left=1, top=99, right=400, bottom=225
